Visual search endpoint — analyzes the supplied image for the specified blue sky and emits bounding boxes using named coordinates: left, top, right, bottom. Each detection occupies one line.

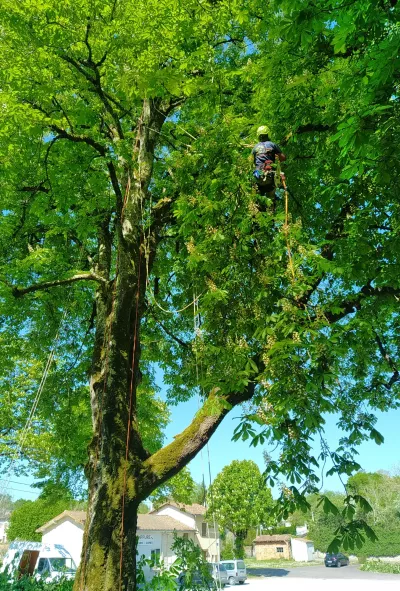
left=5, top=380, right=400, bottom=502
left=163, top=396, right=400, bottom=497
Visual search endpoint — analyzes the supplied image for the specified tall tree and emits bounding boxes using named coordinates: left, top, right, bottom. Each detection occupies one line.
left=207, top=460, right=273, bottom=558
left=0, top=0, right=400, bottom=590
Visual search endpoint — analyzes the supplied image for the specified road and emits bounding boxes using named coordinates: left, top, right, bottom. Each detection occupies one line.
left=246, top=564, right=399, bottom=580
left=238, top=564, right=399, bottom=590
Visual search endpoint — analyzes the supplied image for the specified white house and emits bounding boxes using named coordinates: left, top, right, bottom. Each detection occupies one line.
left=151, top=502, right=220, bottom=563
left=36, top=503, right=219, bottom=574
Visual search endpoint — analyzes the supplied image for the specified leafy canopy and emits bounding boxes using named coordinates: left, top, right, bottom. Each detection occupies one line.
left=0, top=0, right=399, bottom=555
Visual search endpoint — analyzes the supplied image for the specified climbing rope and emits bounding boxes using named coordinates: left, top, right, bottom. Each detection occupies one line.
left=281, top=177, right=296, bottom=282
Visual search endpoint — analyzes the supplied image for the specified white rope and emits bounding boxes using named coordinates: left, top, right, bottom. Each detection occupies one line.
left=193, top=293, right=221, bottom=579
left=0, top=246, right=85, bottom=497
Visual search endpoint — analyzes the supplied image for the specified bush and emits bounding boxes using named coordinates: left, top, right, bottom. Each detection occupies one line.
left=360, top=561, right=400, bottom=574
left=0, top=574, right=73, bottom=590
left=311, top=524, right=400, bottom=557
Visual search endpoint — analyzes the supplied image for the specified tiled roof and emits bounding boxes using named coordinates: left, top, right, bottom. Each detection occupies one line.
left=37, top=510, right=195, bottom=534
left=138, top=514, right=195, bottom=532
left=254, top=534, right=292, bottom=543
left=36, top=511, right=86, bottom=533
left=151, top=501, right=207, bottom=516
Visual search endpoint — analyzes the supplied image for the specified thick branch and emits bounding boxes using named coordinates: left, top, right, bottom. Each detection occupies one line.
left=50, top=125, right=106, bottom=156
left=324, top=284, right=400, bottom=323
left=12, top=273, right=107, bottom=297
left=140, top=383, right=255, bottom=497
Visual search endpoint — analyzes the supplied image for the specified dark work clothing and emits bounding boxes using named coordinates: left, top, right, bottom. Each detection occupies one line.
left=252, top=141, right=282, bottom=170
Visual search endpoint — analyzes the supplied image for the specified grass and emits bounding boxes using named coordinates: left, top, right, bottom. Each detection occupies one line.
left=245, top=558, right=321, bottom=570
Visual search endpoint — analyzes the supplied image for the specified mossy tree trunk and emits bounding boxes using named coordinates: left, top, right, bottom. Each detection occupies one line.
left=68, top=97, right=256, bottom=591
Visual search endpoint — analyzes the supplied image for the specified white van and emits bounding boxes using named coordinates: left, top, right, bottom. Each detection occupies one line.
left=1, top=541, right=77, bottom=582
left=219, top=559, right=247, bottom=585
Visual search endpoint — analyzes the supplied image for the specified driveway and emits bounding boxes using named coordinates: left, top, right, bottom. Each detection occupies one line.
left=240, top=564, right=399, bottom=591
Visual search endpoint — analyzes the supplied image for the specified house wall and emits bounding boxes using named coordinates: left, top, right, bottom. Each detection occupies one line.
left=290, top=539, right=315, bottom=562
left=194, top=515, right=219, bottom=562
left=138, top=530, right=198, bottom=580
left=254, top=542, right=291, bottom=560
left=42, top=518, right=84, bottom=568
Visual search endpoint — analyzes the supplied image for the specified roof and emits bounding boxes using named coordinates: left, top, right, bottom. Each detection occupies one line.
left=292, top=537, right=313, bottom=543
left=151, top=501, right=207, bottom=516
left=36, top=511, right=86, bottom=533
left=36, top=510, right=195, bottom=534
left=254, top=535, right=291, bottom=544
left=138, top=514, right=195, bottom=532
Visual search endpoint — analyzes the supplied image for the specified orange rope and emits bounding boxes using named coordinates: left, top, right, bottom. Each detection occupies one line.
left=119, top=238, right=143, bottom=590
left=79, top=176, right=131, bottom=591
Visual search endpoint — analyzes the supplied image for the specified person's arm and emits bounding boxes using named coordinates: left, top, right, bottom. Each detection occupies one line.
left=274, top=143, right=286, bottom=162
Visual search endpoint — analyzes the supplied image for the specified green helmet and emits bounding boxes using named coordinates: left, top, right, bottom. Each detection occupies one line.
left=257, top=125, right=270, bottom=137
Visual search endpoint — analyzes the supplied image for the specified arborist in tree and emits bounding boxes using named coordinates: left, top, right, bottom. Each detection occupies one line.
left=252, top=125, right=286, bottom=198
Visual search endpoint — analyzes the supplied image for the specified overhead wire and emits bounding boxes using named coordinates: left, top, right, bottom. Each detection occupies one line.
left=0, top=245, right=86, bottom=500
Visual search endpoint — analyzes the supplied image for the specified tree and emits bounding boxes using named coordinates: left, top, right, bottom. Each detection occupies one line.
left=207, top=460, right=273, bottom=558
left=0, top=494, right=14, bottom=519
left=150, top=467, right=196, bottom=508
left=1, top=0, right=400, bottom=589
left=7, top=498, right=72, bottom=542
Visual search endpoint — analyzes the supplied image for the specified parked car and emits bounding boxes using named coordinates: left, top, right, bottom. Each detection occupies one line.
left=324, top=553, right=349, bottom=567
left=219, top=560, right=247, bottom=585
left=207, top=563, right=228, bottom=587
left=177, top=569, right=215, bottom=590
left=1, top=541, right=76, bottom=582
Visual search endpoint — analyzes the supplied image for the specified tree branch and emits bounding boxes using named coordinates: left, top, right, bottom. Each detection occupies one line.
left=50, top=125, right=106, bottom=156
left=139, top=383, right=255, bottom=497
left=324, top=284, right=400, bottom=323
left=12, top=273, right=108, bottom=298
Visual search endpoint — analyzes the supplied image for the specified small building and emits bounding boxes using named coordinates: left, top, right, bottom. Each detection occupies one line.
left=253, top=535, right=315, bottom=562
left=291, top=538, right=314, bottom=562
left=253, top=535, right=292, bottom=560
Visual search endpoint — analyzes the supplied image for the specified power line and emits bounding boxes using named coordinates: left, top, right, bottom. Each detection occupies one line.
left=0, top=478, right=37, bottom=489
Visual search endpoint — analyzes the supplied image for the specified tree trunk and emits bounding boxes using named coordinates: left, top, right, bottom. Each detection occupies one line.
left=74, top=99, right=166, bottom=591
left=73, top=98, right=256, bottom=591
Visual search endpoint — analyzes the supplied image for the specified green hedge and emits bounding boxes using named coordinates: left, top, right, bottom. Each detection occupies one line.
left=312, top=526, right=400, bottom=557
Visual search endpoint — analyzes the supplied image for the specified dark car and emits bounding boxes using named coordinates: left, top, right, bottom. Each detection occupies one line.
left=177, top=570, right=216, bottom=590
left=325, top=553, right=349, bottom=567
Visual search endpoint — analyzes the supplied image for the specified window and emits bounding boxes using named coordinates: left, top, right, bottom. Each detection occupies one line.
left=201, top=522, right=208, bottom=537
left=183, top=533, right=188, bottom=539
left=37, top=559, right=49, bottom=574
left=276, top=547, right=284, bottom=553
left=225, top=562, right=235, bottom=570
left=237, top=561, right=246, bottom=569
left=151, top=549, right=161, bottom=562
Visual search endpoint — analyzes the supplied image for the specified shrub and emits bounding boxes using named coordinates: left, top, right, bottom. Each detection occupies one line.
left=360, top=561, right=400, bottom=574
left=0, top=574, right=73, bottom=590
